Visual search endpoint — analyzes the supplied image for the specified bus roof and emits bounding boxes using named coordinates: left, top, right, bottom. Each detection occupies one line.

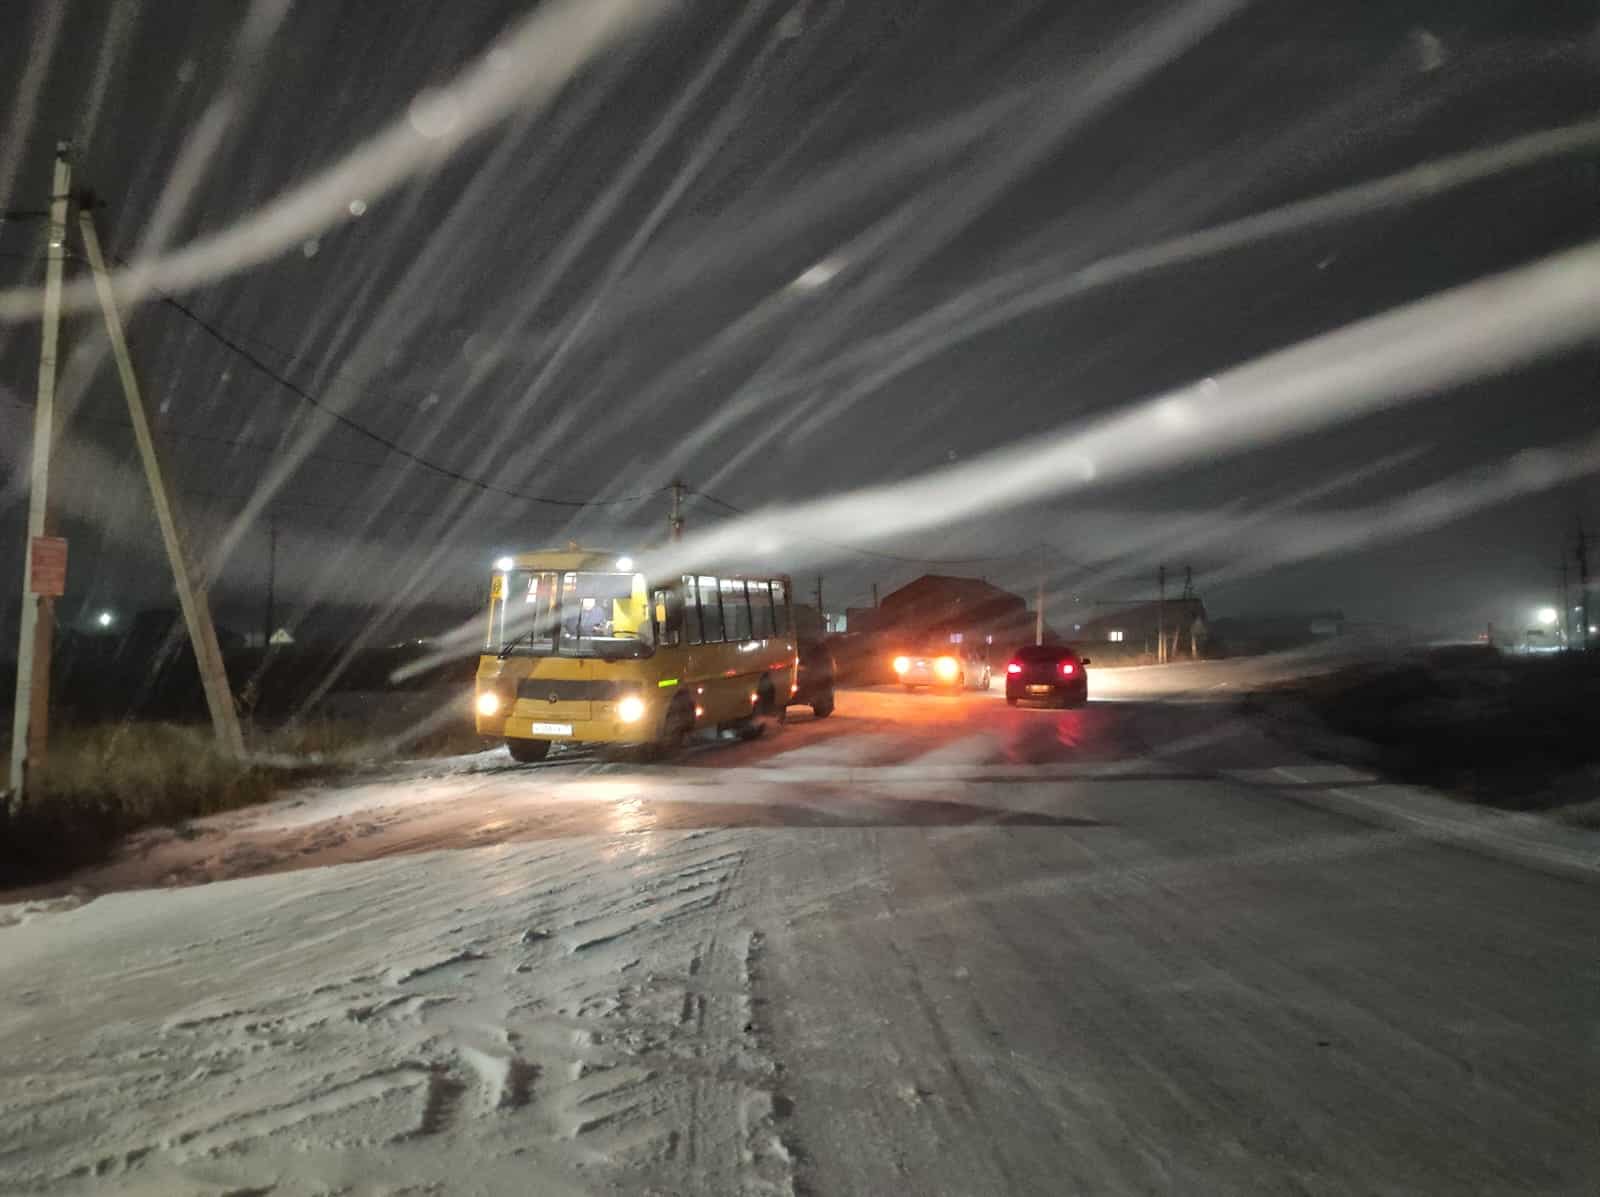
left=496, top=549, right=789, bottom=583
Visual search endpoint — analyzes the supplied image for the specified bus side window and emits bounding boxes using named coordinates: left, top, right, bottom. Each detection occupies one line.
left=653, top=586, right=682, bottom=647
left=722, top=578, right=752, bottom=641
left=681, top=575, right=703, bottom=645
left=749, top=581, right=774, bottom=639
left=771, top=580, right=789, bottom=635
left=698, top=576, right=724, bottom=642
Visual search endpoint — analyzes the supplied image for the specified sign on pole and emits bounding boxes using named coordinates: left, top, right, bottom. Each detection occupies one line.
left=28, top=536, right=67, bottom=597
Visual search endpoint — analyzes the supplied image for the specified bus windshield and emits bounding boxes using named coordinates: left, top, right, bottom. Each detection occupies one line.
left=489, top=569, right=654, bottom=659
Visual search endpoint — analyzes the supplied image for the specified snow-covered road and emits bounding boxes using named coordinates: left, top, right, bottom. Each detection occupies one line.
left=3, top=672, right=1596, bottom=1194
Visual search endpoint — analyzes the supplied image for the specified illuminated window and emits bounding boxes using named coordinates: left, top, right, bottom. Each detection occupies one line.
left=1109, top=630, right=1125, bottom=642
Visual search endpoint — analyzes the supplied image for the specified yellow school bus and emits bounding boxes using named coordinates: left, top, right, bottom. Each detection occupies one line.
left=474, top=547, right=797, bottom=761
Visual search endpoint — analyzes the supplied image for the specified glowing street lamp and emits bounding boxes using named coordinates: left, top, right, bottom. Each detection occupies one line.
left=95, top=610, right=114, bottom=629
left=1535, top=607, right=1558, bottom=626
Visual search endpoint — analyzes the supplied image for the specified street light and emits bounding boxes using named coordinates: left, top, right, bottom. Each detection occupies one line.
left=1536, top=607, right=1558, bottom=626
left=96, top=610, right=114, bottom=629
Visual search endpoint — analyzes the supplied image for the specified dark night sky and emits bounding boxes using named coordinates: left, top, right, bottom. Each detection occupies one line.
left=1, top=0, right=1597, bottom=646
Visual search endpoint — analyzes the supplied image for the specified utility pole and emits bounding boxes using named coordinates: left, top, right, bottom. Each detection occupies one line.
left=1560, top=555, right=1570, bottom=649
left=1157, top=563, right=1167, bottom=665
left=814, top=575, right=824, bottom=632
left=1035, top=543, right=1045, bottom=646
left=1577, top=518, right=1591, bottom=652
left=871, top=582, right=879, bottom=608
left=8, top=145, right=71, bottom=796
left=264, top=515, right=277, bottom=649
left=79, top=207, right=244, bottom=756
left=668, top=479, right=685, bottom=542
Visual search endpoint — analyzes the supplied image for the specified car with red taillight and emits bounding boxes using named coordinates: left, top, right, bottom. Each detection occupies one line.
left=1004, top=643, right=1089, bottom=707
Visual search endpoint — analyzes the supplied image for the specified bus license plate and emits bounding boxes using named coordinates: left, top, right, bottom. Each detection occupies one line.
left=531, top=722, right=573, bottom=736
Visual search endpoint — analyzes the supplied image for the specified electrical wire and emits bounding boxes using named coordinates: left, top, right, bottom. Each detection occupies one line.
left=12, top=239, right=663, bottom=510
left=152, top=291, right=668, bottom=509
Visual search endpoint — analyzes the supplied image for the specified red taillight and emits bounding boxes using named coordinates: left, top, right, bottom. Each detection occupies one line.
left=1061, top=661, right=1076, bottom=676
left=1006, top=662, right=1022, bottom=674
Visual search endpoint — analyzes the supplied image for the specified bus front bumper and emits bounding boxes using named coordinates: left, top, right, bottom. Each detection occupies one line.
left=498, top=712, right=657, bottom=746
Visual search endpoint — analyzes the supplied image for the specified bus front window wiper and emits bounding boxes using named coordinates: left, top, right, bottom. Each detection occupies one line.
left=498, top=629, right=535, bottom=659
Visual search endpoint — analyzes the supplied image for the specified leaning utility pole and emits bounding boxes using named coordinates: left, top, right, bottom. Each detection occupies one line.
left=79, top=207, right=244, bottom=756
left=7, top=145, right=71, bottom=796
left=668, top=479, right=685, bottom=542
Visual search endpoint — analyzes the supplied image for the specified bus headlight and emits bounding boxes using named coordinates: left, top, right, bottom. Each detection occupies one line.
left=892, top=656, right=910, bottom=674
left=476, top=691, right=501, bottom=717
left=617, top=694, right=646, bottom=723
left=934, top=656, right=959, bottom=681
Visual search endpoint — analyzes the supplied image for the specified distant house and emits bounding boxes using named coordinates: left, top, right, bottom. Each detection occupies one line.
left=1073, top=598, right=1209, bottom=660
left=876, top=575, right=1048, bottom=651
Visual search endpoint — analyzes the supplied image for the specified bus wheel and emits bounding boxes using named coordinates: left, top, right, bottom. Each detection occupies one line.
left=506, top=737, right=550, bottom=763
left=660, top=696, right=695, bottom=755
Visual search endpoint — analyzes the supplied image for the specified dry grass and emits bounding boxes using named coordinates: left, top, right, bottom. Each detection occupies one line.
left=1, top=715, right=486, bottom=887
left=261, top=716, right=487, bottom=763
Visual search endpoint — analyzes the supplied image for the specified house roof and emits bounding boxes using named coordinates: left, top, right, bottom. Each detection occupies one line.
left=881, top=574, right=1024, bottom=607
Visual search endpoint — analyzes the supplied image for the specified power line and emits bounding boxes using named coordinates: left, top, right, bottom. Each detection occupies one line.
left=151, top=291, right=667, bottom=510
left=181, top=487, right=573, bottom=524
left=7, top=238, right=670, bottom=511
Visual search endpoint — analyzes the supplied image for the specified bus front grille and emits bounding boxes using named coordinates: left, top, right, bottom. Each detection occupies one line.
left=515, top=678, right=635, bottom=703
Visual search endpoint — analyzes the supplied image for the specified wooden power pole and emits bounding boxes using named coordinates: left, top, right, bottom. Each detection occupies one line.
left=7, top=145, right=71, bottom=795
left=1577, top=518, right=1591, bottom=652
left=1157, top=564, right=1167, bottom=665
left=79, top=208, right=244, bottom=756
left=264, top=515, right=277, bottom=648
left=668, top=479, right=685, bottom=542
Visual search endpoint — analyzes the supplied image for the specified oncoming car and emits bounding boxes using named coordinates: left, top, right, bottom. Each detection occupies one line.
left=892, top=643, right=992, bottom=691
left=475, top=548, right=796, bottom=761
left=1004, top=643, right=1090, bottom=707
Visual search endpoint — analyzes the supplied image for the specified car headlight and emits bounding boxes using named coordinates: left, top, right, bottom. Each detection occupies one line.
left=476, top=691, right=501, bottom=717
left=617, top=694, right=646, bottom=723
left=934, top=656, right=959, bottom=680
left=893, top=656, right=910, bottom=674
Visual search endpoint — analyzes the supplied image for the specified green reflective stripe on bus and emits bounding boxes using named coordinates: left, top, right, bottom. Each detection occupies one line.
left=658, top=678, right=679, bottom=688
